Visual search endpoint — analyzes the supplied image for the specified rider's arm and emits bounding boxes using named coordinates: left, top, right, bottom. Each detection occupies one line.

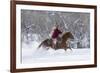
left=49, top=30, right=54, bottom=38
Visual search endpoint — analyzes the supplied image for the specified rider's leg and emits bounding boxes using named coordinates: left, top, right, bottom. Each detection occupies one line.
left=52, top=39, right=56, bottom=48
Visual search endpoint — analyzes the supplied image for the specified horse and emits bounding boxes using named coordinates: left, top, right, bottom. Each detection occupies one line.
left=38, top=32, right=74, bottom=51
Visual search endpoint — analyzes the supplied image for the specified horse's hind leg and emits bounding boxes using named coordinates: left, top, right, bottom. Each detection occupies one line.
left=46, top=47, right=50, bottom=50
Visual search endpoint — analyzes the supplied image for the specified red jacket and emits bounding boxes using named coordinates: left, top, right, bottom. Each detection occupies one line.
left=52, top=28, right=62, bottom=39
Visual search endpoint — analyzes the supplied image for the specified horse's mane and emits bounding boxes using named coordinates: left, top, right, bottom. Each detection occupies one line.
left=62, top=32, right=71, bottom=38
left=61, top=32, right=74, bottom=42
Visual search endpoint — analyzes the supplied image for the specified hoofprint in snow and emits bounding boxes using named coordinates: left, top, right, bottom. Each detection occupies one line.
left=22, top=41, right=91, bottom=64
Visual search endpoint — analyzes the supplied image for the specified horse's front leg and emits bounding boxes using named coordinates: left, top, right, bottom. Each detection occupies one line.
left=67, top=46, right=72, bottom=51
left=64, top=47, right=72, bottom=52
left=64, top=48, right=67, bottom=51
left=61, top=43, right=68, bottom=51
left=64, top=43, right=72, bottom=51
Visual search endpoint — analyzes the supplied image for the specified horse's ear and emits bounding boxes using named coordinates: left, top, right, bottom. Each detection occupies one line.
left=68, top=32, right=71, bottom=34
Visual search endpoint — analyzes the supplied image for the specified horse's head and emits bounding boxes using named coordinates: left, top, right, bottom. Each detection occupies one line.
left=62, top=32, right=74, bottom=41
left=67, top=32, right=74, bottom=39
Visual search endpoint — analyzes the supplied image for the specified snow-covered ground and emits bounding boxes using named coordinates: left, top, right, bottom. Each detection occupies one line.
left=22, top=41, right=90, bottom=64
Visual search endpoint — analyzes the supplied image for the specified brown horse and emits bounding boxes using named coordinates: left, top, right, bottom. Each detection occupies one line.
left=38, top=32, right=74, bottom=51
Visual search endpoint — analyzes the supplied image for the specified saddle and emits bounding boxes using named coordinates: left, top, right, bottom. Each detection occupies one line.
left=57, top=37, right=62, bottom=43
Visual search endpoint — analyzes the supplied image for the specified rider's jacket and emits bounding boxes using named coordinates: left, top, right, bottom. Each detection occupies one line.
left=51, top=28, right=62, bottom=39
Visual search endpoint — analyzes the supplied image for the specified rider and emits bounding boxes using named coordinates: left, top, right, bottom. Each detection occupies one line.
left=50, top=24, right=62, bottom=48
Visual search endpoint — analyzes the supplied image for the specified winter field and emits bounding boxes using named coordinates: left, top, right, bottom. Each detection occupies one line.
left=20, top=9, right=91, bottom=64
left=22, top=41, right=91, bottom=64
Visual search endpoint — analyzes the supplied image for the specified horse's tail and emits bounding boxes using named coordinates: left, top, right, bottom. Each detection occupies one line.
left=38, top=42, right=43, bottom=48
left=37, top=39, right=48, bottom=49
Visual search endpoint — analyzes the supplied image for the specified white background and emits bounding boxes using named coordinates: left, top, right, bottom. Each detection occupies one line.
left=0, top=0, right=100, bottom=73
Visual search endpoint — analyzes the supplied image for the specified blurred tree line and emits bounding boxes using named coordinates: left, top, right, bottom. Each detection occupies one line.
left=21, top=9, right=90, bottom=48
